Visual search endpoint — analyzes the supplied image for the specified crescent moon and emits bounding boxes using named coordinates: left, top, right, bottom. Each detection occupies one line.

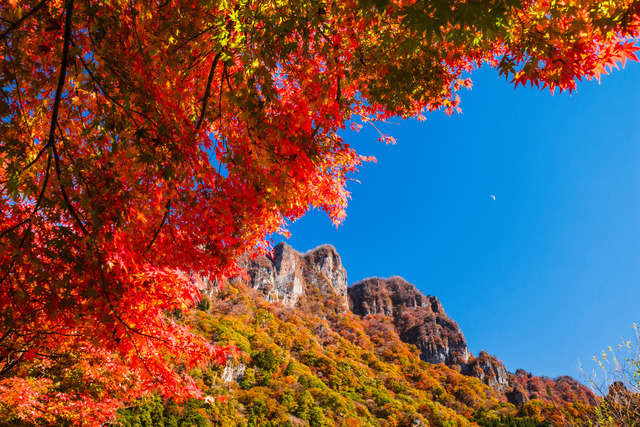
left=490, top=195, right=496, bottom=200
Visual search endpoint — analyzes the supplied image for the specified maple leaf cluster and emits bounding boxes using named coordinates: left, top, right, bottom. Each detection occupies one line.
left=0, top=0, right=637, bottom=423
left=499, top=0, right=640, bottom=91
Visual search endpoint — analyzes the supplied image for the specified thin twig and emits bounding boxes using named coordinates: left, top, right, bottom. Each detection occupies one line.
left=144, top=200, right=171, bottom=254
left=0, top=0, right=51, bottom=42
left=0, top=152, right=51, bottom=285
left=51, top=141, right=89, bottom=236
left=76, top=50, right=142, bottom=128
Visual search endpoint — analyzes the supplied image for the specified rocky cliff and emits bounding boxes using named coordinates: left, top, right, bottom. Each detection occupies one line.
left=348, top=276, right=471, bottom=366
left=463, top=350, right=511, bottom=393
left=238, top=243, right=594, bottom=407
left=346, top=275, right=592, bottom=406
left=237, top=242, right=348, bottom=309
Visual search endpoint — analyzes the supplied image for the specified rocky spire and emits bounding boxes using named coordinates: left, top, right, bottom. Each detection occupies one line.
left=237, top=243, right=348, bottom=308
left=348, top=276, right=471, bottom=366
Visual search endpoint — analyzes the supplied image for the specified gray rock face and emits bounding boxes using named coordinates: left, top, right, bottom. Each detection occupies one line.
left=237, top=243, right=347, bottom=308
left=221, top=361, right=246, bottom=384
left=302, top=244, right=348, bottom=303
left=348, top=276, right=471, bottom=366
left=463, top=350, right=510, bottom=392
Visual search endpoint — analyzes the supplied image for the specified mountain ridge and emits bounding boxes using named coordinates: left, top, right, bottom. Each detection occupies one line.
left=117, top=241, right=597, bottom=427
left=239, top=242, right=593, bottom=408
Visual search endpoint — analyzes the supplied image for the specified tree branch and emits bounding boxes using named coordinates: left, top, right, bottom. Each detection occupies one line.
left=45, top=0, right=88, bottom=236
left=51, top=142, right=89, bottom=236
left=0, top=354, right=21, bottom=377
left=144, top=200, right=171, bottom=255
left=196, top=52, right=222, bottom=131
left=46, top=0, right=73, bottom=152
left=76, top=49, right=142, bottom=128
left=0, top=0, right=51, bottom=42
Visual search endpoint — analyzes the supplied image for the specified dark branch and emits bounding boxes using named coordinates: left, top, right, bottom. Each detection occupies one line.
left=19, top=143, right=50, bottom=176
left=170, top=23, right=217, bottom=54
left=76, top=50, right=142, bottom=128
left=51, top=143, right=89, bottom=236
left=144, top=200, right=171, bottom=255
left=0, top=355, right=21, bottom=377
left=46, top=0, right=74, bottom=151
left=45, top=0, right=88, bottom=236
left=196, top=52, right=222, bottom=131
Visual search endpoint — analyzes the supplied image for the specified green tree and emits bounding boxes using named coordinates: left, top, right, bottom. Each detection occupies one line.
left=296, top=390, right=315, bottom=421
left=309, top=406, right=331, bottom=427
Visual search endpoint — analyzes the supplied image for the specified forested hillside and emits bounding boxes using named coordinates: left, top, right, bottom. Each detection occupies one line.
left=117, top=244, right=595, bottom=427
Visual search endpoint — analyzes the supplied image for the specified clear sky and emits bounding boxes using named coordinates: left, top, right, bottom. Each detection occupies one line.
left=280, top=62, right=640, bottom=381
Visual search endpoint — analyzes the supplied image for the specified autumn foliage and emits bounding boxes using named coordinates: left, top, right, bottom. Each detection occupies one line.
left=115, top=280, right=595, bottom=427
left=0, top=0, right=638, bottom=423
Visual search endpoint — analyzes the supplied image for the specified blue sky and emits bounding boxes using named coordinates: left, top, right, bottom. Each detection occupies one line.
left=280, top=62, right=640, bottom=380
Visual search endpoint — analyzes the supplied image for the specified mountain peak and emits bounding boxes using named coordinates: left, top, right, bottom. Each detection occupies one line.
left=348, top=276, right=470, bottom=366
left=237, top=243, right=594, bottom=408
left=237, top=243, right=347, bottom=308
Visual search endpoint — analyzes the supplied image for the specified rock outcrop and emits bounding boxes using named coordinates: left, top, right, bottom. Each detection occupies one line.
left=506, top=368, right=597, bottom=406
left=237, top=243, right=347, bottom=309
left=463, top=350, right=510, bottom=392
left=348, top=276, right=471, bottom=366
left=346, top=275, right=594, bottom=405
left=221, top=360, right=246, bottom=384
left=238, top=244, right=594, bottom=406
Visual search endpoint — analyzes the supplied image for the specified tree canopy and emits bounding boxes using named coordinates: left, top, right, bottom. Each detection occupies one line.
left=0, top=0, right=638, bottom=423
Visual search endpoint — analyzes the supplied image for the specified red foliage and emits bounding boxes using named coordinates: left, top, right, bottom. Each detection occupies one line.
left=0, top=0, right=637, bottom=422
